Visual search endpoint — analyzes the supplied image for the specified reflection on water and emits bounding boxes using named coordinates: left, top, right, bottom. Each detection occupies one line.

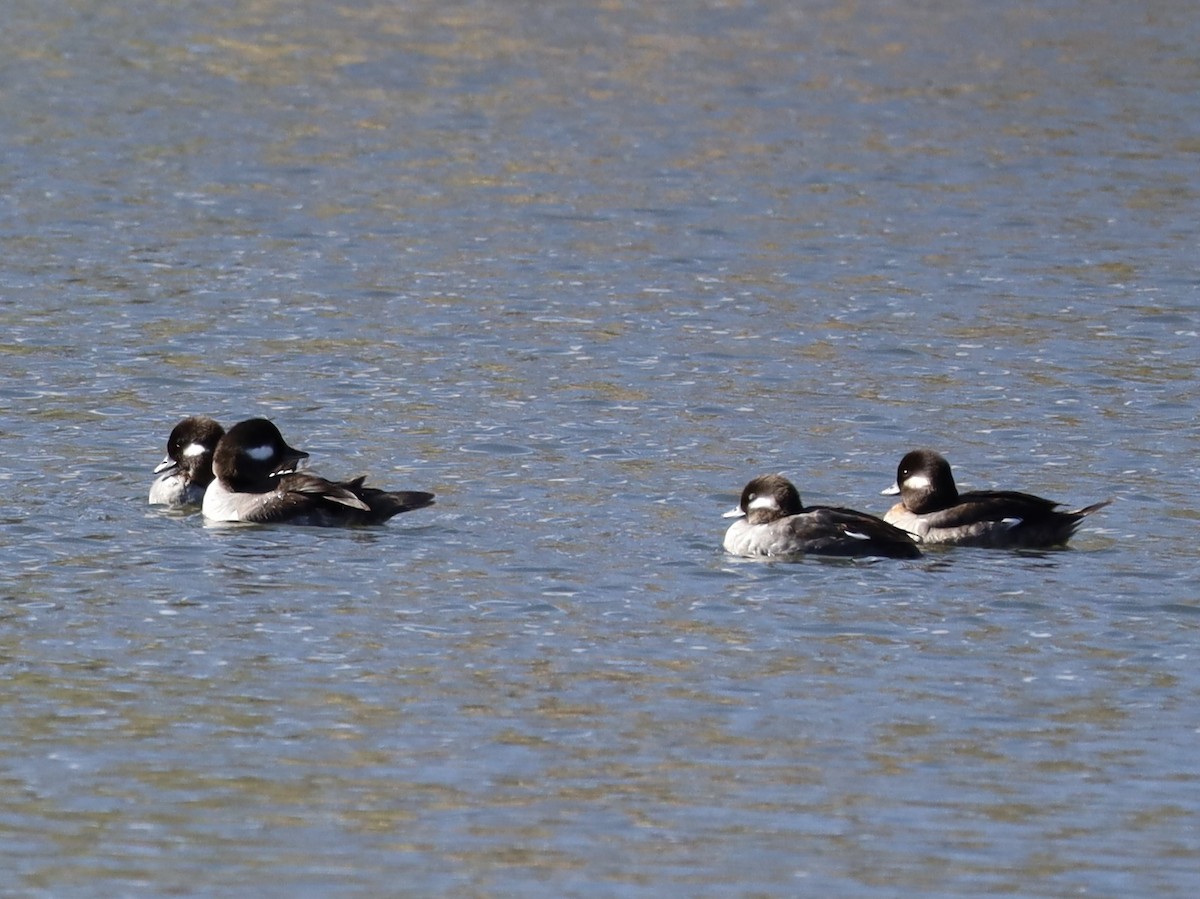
left=2, top=0, right=1199, bottom=895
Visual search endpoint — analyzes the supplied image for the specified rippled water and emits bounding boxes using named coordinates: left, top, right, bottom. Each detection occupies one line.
left=2, top=0, right=1199, bottom=895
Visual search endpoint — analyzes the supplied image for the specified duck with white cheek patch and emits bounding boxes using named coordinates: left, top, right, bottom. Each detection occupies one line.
left=149, top=416, right=225, bottom=507
left=723, top=473, right=921, bottom=560
left=202, top=418, right=435, bottom=527
left=882, top=448, right=1110, bottom=548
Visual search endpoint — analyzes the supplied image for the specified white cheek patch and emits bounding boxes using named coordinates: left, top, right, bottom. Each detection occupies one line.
left=245, top=444, right=275, bottom=461
left=902, top=474, right=932, bottom=491
left=182, top=442, right=208, bottom=458
left=747, top=495, right=780, bottom=513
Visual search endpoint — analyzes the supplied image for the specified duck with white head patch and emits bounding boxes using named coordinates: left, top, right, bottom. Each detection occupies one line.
left=202, top=418, right=435, bottom=526
left=723, top=473, right=921, bottom=560
left=882, top=448, right=1110, bottom=548
left=149, top=416, right=225, bottom=507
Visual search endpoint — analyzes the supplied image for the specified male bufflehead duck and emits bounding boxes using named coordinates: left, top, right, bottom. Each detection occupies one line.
left=148, top=416, right=225, bottom=506
left=881, top=448, right=1110, bottom=548
left=202, top=417, right=435, bottom=526
left=723, top=474, right=921, bottom=560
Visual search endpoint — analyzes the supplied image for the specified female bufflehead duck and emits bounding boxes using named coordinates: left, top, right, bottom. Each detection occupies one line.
left=882, top=448, right=1110, bottom=548
left=202, top=418, right=435, bottom=527
left=148, top=416, right=225, bottom=506
left=723, top=474, right=921, bottom=560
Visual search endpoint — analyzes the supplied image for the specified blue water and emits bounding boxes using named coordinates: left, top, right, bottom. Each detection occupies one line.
left=2, top=0, right=1198, bottom=895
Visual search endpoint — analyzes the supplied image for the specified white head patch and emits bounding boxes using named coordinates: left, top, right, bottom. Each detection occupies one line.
left=182, top=442, right=208, bottom=458
left=246, top=444, right=275, bottom=461
left=902, top=474, right=932, bottom=491
left=747, top=494, right=780, bottom=513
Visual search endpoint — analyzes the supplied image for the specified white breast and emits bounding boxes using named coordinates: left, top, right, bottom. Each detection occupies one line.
left=201, top=481, right=244, bottom=521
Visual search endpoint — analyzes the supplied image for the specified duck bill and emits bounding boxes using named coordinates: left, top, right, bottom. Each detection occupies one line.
left=881, top=483, right=900, bottom=496
left=270, top=448, right=310, bottom=477
left=153, top=456, right=178, bottom=475
left=722, top=506, right=745, bottom=519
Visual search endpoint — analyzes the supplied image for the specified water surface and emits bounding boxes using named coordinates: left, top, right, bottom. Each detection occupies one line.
left=2, top=0, right=1198, bottom=895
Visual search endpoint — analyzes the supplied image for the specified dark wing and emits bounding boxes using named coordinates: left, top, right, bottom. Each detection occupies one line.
left=791, top=506, right=921, bottom=559
left=285, top=472, right=371, bottom=510
left=278, top=473, right=433, bottom=525
left=334, top=475, right=435, bottom=517
left=237, top=472, right=370, bottom=524
left=919, top=490, right=1061, bottom=529
left=913, top=490, right=1112, bottom=547
left=346, top=484, right=436, bottom=520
